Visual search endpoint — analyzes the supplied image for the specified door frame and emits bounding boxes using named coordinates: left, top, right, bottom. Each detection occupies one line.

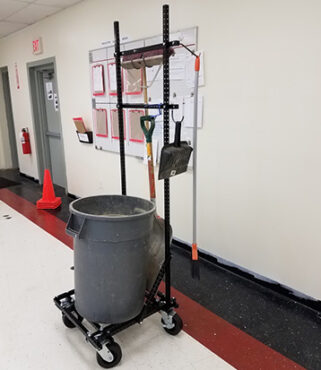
left=0, top=66, right=19, bottom=169
left=28, top=57, right=67, bottom=190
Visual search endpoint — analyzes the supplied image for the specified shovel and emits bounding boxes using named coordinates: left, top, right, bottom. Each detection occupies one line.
left=140, top=114, right=171, bottom=290
left=140, top=69, right=172, bottom=291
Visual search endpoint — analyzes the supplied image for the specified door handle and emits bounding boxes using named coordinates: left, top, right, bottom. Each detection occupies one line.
left=46, top=131, right=61, bottom=138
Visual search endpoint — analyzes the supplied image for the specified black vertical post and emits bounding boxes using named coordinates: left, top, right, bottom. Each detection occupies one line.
left=114, top=21, right=127, bottom=195
left=163, top=4, right=171, bottom=306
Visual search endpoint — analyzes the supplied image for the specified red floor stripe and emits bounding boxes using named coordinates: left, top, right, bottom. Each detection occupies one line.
left=0, top=188, right=73, bottom=249
left=0, top=188, right=304, bottom=370
left=171, top=284, right=304, bottom=369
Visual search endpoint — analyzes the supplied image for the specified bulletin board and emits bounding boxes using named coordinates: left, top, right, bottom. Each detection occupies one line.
left=89, top=26, right=204, bottom=165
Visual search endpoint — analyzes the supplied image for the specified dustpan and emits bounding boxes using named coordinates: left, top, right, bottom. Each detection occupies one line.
left=158, top=117, right=193, bottom=180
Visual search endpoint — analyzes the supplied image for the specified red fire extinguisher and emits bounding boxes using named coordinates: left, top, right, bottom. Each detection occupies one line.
left=21, top=128, right=31, bottom=154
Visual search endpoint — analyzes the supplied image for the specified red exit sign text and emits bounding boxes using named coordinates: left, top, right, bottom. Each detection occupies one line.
left=32, top=37, right=43, bottom=55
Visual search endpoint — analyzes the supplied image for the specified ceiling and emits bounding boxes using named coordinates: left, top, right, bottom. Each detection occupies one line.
left=0, top=0, right=83, bottom=38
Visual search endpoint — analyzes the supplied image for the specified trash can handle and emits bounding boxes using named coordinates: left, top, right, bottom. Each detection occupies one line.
left=66, top=214, right=85, bottom=238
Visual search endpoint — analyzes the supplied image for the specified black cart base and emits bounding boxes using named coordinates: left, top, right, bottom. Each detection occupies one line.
left=54, top=285, right=182, bottom=368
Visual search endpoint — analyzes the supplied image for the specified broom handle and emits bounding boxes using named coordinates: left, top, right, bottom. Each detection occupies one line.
left=143, top=67, right=156, bottom=203
left=143, top=67, right=149, bottom=115
left=193, top=57, right=200, bottom=245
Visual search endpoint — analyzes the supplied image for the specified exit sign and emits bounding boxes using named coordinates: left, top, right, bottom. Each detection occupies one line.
left=32, top=37, right=43, bottom=55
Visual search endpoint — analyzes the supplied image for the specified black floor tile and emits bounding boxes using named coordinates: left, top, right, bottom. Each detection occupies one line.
left=0, top=169, right=72, bottom=222
left=171, top=245, right=321, bottom=369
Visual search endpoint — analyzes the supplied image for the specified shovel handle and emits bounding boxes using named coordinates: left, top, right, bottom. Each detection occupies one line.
left=140, top=115, right=155, bottom=143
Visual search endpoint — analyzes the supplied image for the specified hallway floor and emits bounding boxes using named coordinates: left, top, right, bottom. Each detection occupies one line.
left=0, top=200, right=232, bottom=370
left=0, top=169, right=319, bottom=369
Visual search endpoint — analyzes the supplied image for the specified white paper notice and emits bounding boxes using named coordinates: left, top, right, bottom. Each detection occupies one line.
left=93, top=65, right=104, bottom=93
left=108, top=63, right=117, bottom=92
left=152, top=120, right=163, bottom=144
left=78, top=133, right=89, bottom=142
left=146, top=65, right=163, bottom=83
left=183, top=95, right=203, bottom=128
left=170, top=54, right=186, bottom=80
left=46, top=82, right=53, bottom=100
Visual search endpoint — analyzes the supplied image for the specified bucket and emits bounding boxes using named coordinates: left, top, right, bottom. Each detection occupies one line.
left=66, top=195, right=155, bottom=324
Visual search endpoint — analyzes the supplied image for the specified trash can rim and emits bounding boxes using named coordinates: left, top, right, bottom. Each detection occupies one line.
left=69, top=194, right=156, bottom=221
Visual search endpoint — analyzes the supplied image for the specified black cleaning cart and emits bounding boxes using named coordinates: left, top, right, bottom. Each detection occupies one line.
left=54, top=5, right=184, bottom=368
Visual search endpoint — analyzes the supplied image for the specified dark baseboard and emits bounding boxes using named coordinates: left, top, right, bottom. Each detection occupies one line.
left=67, top=193, right=79, bottom=200
left=19, top=172, right=39, bottom=183
left=172, top=238, right=321, bottom=315
left=43, top=187, right=321, bottom=314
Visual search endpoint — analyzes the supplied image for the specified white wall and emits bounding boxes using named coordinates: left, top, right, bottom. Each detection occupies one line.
left=0, top=0, right=320, bottom=299
left=0, top=72, right=13, bottom=169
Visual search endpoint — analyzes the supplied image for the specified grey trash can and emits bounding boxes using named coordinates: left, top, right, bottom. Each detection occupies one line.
left=66, top=195, right=155, bottom=324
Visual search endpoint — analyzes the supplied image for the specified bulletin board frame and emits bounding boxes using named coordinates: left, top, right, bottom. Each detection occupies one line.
left=89, top=26, right=203, bottom=164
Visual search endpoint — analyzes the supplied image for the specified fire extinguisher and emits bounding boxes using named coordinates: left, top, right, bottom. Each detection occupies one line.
left=21, top=128, right=31, bottom=154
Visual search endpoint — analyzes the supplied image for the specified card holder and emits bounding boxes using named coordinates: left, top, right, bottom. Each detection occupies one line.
left=111, top=109, right=126, bottom=139
left=128, top=110, right=144, bottom=143
left=92, top=64, right=105, bottom=96
left=95, top=109, right=108, bottom=137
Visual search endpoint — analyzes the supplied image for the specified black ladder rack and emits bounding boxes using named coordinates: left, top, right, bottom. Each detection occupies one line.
left=114, top=4, right=174, bottom=308
left=119, top=103, right=178, bottom=110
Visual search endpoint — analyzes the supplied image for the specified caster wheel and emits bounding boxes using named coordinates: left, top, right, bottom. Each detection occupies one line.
left=96, top=342, right=122, bottom=368
left=62, top=313, right=82, bottom=329
left=162, top=313, right=183, bottom=336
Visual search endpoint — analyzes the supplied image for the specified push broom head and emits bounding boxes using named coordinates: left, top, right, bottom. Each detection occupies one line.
left=121, top=48, right=175, bottom=69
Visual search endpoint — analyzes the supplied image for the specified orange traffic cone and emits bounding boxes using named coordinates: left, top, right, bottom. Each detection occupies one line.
left=36, top=169, right=62, bottom=209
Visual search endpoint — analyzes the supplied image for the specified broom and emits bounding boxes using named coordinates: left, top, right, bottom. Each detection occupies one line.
left=192, top=55, right=201, bottom=280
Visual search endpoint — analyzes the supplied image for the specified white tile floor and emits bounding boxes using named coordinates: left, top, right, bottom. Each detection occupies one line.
left=0, top=201, right=234, bottom=369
